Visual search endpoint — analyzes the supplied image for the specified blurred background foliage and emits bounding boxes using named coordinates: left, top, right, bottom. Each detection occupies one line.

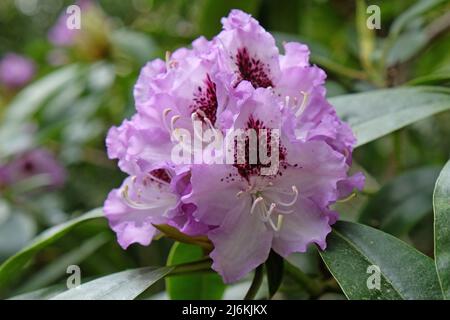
left=0, top=0, right=449, bottom=299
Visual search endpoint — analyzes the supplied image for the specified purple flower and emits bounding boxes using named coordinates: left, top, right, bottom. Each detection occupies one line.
left=104, top=9, right=364, bottom=283
left=0, top=53, right=35, bottom=89
left=184, top=88, right=361, bottom=282
left=0, top=149, right=66, bottom=189
left=103, top=167, right=209, bottom=249
left=48, top=0, right=92, bottom=47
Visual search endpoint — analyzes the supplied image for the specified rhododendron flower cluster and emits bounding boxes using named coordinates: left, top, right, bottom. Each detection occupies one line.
left=104, top=10, right=364, bottom=283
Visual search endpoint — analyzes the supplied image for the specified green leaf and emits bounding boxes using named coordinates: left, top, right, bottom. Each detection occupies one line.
left=111, top=29, right=158, bottom=66
left=51, top=266, right=173, bottom=300
left=166, top=242, right=225, bottom=300
left=265, top=250, right=284, bottom=299
left=0, top=207, right=37, bottom=261
left=359, top=166, right=441, bottom=236
left=319, top=221, right=442, bottom=300
left=9, top=284, right=67, bottom=300
left=4, top=65, right=81, bottom=122
left=408, top=71, right=450, bottom=86
left=0, top=122, right=35, bottom=157
left=386, top=30, right=428, bottom=66
left=15, top=233, right=109, bottom=294
left=434, top=160, right=450, bottom=299
left=0, top=208, right=104, bottom=289
left=389, top=0, right=446, bottom=40
left=330, top=86, right=450, bottom=147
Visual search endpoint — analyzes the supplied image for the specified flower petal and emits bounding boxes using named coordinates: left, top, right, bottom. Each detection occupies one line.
left=272, top=196, right=333, bottom=256
left=104, top=175, right=178, bottom=249
left=209, top=199, right=272, bottom=283
left=183, top=164, right=246, bottom=226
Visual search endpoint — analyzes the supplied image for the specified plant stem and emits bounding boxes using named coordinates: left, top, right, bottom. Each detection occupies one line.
left=284, top=262, right=324, bottom=298
left=244, top=264, right=264, bottom=300
left=169, top=258, right=213, bottom=276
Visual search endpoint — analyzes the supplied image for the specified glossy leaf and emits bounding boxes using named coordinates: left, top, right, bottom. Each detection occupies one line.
left=265, top=250, right=284, bottom=299
left=319, top=221, right=442, bottom=300
left=15, top=233, right=109, bottom=294
left=4, top=65, right=81, bottom=122
left=408, top=71, right=450, bottom=86
left=9, top=284, right=66, bottom=300
left=111, top=29, right=158, bottom=65
left=52, top=266, right=173, bottom=300
left=166, top=242, right=225, bottom=300
left=434, top=160, right=450, bottom=299
left=330, top=86, right=450, bottom=147
left=0, top=208, right=37, bottom=261
left=388, top=0, right=446, bottom=40
left=0, top=208, right=104, bottom=289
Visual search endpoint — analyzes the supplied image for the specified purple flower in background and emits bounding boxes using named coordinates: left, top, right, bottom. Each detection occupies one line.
left=48, top=0, right=92, bottom=47
left=48, top=15, right=78, bottom=47
left=0, top=149, right=66, bottom=189
left=0, top=53, right=35, bottom=89
left=104, top=9, right=364, bottom=283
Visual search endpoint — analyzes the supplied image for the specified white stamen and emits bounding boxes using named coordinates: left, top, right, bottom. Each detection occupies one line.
left=274, top=207, right=294, bottom=214
left=276, top=186, right=299, bottom=207
left=195, top=109, right=216, bottom=132
left=236, top=190, right=245, bottom=198
left=191, top=110, right=221, bottom=143
left=268, top=214, right=284, bottom=232
left=121, top=184, right=173, bottom=210
left=162, top=108, right=173, bottom=133
left=170, top=115, right=180, bottom=132
left=250, top=197, right=264, bottom=215
left=294, top=91, right=309, bottom=117
left=264, top=203, right=277, bottom=220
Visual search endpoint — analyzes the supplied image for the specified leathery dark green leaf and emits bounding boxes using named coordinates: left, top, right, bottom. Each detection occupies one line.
left=265, top=250, right=284, bottom=299
left=434, top=160, right=450, bottom=299
left=330, top=86, right=450, bottom=147
left=319, top=221, right=442, bottom=300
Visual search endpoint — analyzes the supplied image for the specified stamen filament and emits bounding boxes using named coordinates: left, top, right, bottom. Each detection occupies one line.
left=273, top=186, right=299, bottom=207
left=162, top=108, right=173, bottom=133
left=294, top=91, right=309, bottom=117
left=250, top=197, right=264, bottom=215
left=121, top=184, right=173, bottom=210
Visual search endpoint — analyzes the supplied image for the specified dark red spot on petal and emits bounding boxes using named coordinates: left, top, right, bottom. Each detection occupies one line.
left=235, top=47, right=273, bottom=89
left=191, top=74, right=218, bottom=125
left=232, top=115, right=286, bottom=181
left=149, top=169, right=171, bottom=183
